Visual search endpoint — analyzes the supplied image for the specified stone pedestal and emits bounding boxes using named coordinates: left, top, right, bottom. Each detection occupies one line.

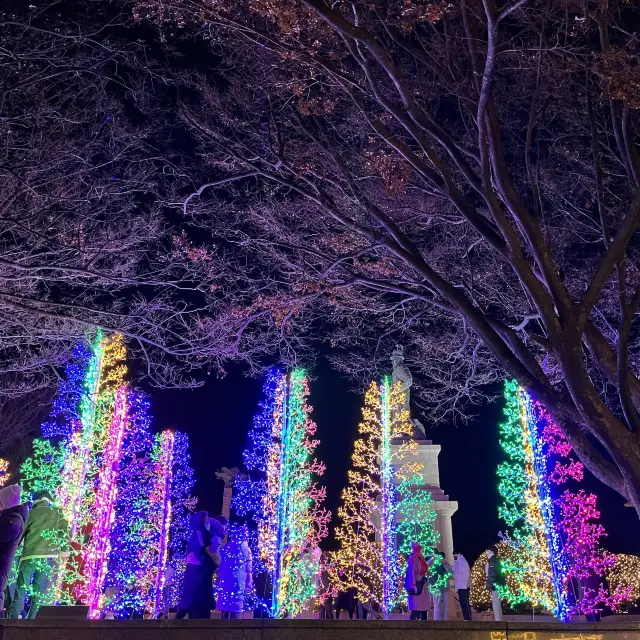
left=390, top=440, right=458, bottom=565
left=215, top=467, right=243, bottom=520
left=390, top=439, right=459, bottom=620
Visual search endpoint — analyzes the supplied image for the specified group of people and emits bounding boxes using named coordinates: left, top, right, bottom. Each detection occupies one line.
left=0, top=481, right=503, bottom=621
left=0, top=484, right=65, bottom=619
left=404, top=542, right=502, bottom=622
left=176, top=511, right=253, bottom=620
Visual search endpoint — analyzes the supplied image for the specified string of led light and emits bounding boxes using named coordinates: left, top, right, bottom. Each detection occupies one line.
left=233, top=368, right=329, bottom=618
left=334, top=377, right=438, bottom=618
left=496, top=380, right=629, bottom=619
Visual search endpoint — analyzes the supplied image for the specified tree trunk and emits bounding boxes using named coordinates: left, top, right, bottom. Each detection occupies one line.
left=555, top=331, right=640, bottom=520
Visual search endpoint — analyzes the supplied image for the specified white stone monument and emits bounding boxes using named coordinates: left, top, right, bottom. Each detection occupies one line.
left=215, top=466, right=243, bottom=520
left=390, top=345, right=459, bottom=618
left=389, top=345, right=458, bottom=565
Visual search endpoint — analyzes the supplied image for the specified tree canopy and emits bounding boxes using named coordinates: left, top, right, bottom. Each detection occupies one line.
left=3, top=0, right=640, bottom=519
left=132, top=0, right=640, bottom=518
left=0, top=0, right=219, bottom=392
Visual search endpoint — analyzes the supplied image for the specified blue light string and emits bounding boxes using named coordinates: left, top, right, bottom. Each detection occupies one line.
left=521, top=389, right=572, bottom=621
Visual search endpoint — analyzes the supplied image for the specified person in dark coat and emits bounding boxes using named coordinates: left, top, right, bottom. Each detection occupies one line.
left=176, top=511, right=220, bottom=619
left=9, top=490, right=67, bottom=619
left=0, top=485, right=29, bottom=618
left=334, top=571, right=357, bottom=620
left=485, top=545, right=502, bottom=621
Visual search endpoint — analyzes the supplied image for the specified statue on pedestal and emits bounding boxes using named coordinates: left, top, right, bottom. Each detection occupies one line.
left=215, top=466, right=244, bottom=520
left=390, top=345, right=426, bottom=439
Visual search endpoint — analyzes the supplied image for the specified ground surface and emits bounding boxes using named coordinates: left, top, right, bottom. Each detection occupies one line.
left=1, top=619, right=639, bottom=640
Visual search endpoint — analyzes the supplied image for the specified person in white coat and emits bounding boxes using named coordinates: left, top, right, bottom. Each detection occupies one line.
left=453, top=552, right=471, bottom=620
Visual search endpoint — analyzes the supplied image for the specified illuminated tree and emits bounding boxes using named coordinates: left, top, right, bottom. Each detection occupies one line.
left=161, top=431, right=197, bottom=609
left=102, top=393, right=155, bottom=618
left=607, top=555, right=640, bottom=611
left=51, top=332, right=128, bottom=610
left=103, top=427, right=196, bottom=618
left=335, top=378, right=435, bottom=618
left=497, top=380, right=558, bottom=613
left=0, top=459, right=9, bottom=487
left=139, top=430, right=196, bottom=615
left=233, top=368, right=329, bottom=618
left=497, top=381, right=630, bottom=619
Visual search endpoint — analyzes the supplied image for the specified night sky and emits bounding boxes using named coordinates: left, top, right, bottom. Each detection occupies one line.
left=148, top=357, right=640, bottom=567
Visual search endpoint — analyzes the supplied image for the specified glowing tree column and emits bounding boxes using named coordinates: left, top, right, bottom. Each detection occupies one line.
left=56, top=333, right=107, bottom=534
left=235, top=368, right=329, bottom=619
left=138, top=429, right=195, bottom=615
left=0, top=459, right=9, bottom=487
left=56, top=332, right=127, bottom=604
left=164, top=431, right=197, bottom=608
left=85, top=386, right=129, bottom=617
left=102, top=392, right=155, bottom=617
left=379, top=377, right=399, bottom=615
left=150, top=430, right=174, bottom=613
left=335, top=377, right=435, bottom=618
left=497, top=380, right=560, bottom=613
left=497, top=380, right=628, bottom=620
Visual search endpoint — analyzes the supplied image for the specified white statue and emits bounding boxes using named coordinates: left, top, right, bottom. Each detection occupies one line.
left=215, top=466, right=241, bottom=487
left=390, top=345, right=426, bottom=439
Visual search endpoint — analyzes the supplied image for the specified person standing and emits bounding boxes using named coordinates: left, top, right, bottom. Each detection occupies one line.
left=405, top=541, right=429, bottom=620
left=9, top=490, right=66, bottom=619
left=216, top=524, right=252, bottom=619
left=0, top=485, right=28, bottom=618
left=334, top=572, right=357, bottom=620
left=453, top=551, right=471, bottom=621
left=485, top=545, right=502, bottom=622
left=430, top=551, right=452, bottom=621
left=176, top=511, right=218, bottom=619
left=207, top=515, right=226, bottom=569
left=317, top=555, right=334, bottom=619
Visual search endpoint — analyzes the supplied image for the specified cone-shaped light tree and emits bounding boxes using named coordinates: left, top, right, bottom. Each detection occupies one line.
left=335, top=377, right=439, bottom=618
left=497, top=380, right=630, bottom=619
left=233, top=367, right=330, bottom=618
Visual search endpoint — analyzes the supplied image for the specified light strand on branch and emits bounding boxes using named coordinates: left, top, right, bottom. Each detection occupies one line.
left=335, top=377, right=438, bottom=618
left=233, top=368, right=329, bottom=618
left=496, top=380, right=630, bottom=620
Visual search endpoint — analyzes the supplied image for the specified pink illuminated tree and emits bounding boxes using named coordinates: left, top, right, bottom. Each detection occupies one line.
left=536, top=402, right=632, bottom=616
